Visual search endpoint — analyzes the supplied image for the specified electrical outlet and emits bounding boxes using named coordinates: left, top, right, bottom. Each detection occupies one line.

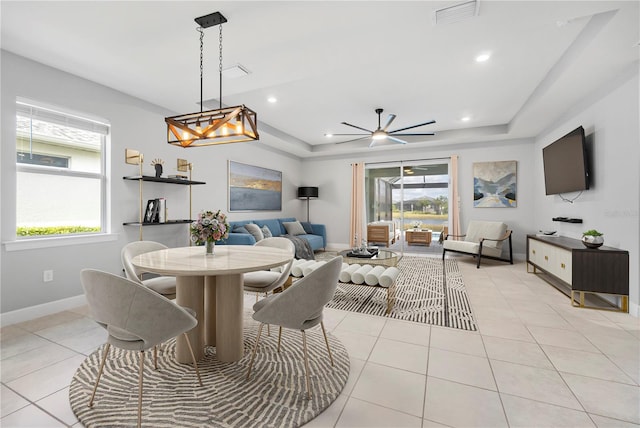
left=43, top=270, right=54, bottom=282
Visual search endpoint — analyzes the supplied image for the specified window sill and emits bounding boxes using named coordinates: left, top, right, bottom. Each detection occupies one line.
left=4, top=233, right=118, bottom=252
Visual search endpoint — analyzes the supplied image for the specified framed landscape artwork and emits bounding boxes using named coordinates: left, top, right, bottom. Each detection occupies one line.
left=473, top=160, right=517, bottom=208
left=228, top=161, right=282, bottom=211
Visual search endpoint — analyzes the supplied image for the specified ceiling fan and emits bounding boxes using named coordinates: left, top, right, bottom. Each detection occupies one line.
left=330, top=108, right=436, bottom=147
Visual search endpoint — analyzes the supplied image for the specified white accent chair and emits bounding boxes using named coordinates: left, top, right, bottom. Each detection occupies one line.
left=442, top=221, right=513, bottom=268
left=80, top=269, right=202, bottom=428
left=243, top=237, right=296, bottom=298
left=246, top=256, right=342, bottom=399
left=121, top=241, right=176, bottom=299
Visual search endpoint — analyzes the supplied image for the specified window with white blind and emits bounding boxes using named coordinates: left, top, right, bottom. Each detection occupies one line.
left=15, top=100, right=110, bottom=238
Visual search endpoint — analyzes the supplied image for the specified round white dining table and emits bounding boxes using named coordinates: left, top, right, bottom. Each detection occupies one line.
left=132, top=245, right=292, bottom=363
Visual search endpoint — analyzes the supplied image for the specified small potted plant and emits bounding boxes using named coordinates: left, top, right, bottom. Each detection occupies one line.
left=582, top=229, right=604, bottom=249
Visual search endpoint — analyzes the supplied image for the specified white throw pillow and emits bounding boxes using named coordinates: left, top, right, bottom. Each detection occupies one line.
left=244, top=223, right=264, bottom=242
left=283, top=221, right=306, bottom=236
left=261, top=225, right=273, bottom=238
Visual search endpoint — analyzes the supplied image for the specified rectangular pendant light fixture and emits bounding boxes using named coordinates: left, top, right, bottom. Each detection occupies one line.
left=166, top=12, right=259, bottom=148
left=166, top=105, right=258, bottom=147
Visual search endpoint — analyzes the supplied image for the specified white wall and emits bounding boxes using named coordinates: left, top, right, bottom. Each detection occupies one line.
left=303, top=138, right=537, bottom=255
left=533, top=71, right=639, bottom=316
left=1, top=51, right=302, bottom=314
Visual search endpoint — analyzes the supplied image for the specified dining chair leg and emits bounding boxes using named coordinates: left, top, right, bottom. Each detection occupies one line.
left=137, top=350, right=144, bottom=428
left=183, top=333, right=203, bottom=386
left=277, top=326, right=283, bottom=353
left=301, top=330, right=312, bottom=399
left=320, top=322, right=334, bottom=367
left=265, top=293, right=271, bottom=336
left=88, top=343, right=111, bottom=407
left=246, top=323, right=264, bottom=380
left=153, top=345, right=158, bottom=370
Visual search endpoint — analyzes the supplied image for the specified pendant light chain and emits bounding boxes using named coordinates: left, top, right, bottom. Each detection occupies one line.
left=165, top=12, right=259, bottom=147
left=198, top=27, right=204, bottom=114
left=218, top=23, right=223, bottom=109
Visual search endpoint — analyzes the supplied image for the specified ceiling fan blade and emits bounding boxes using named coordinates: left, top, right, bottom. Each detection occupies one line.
left=335, top=136, right=370, bottom=145
left=327, top=133, right=370, bottom=136
left=381, top=114, right=396, bottom=131
left=389, top=120, right=436, bottom=134
left=390, top=133, right=435, bottom=136
left=388, top=136, right=408, bottom=145
left=341, top=121, right=374, bottom=133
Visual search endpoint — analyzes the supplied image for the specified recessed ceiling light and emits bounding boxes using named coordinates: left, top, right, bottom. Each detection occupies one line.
left=324, top=133, right=333, bottom=138
left=267, top=96, right=277, bottom=103
left=461, top=116, right=471, bottom=122
left=475, top=53, right=491, bottom=62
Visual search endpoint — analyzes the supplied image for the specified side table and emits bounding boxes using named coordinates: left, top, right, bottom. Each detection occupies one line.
left=406, top=229, right=432, bottom=246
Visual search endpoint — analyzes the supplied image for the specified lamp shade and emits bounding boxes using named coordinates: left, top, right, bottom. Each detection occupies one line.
left=297, top=186, right=319, bottom=199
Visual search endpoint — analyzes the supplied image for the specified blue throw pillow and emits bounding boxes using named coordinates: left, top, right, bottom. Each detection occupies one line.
left=233, top=225, right=249, bottom=234
left=300, top=221, right=314, bottom=234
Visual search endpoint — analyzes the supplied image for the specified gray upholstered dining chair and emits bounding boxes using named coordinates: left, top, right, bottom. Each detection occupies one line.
left=246, top=256, right=342, bottom=399
left=122, top=241, right=176, bottom=299
left=243, top=237, right=296, bottom=299
left=80, top=269, right=202, bottom=428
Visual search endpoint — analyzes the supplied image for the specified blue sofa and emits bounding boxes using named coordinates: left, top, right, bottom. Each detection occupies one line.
left=217, top=217, right=326, bottom=251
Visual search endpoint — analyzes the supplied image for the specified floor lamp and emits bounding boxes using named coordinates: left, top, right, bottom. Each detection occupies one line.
left=298, top=186, right=319, bottom=222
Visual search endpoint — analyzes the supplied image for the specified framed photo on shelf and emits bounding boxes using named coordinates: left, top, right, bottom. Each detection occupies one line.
left=144, top=199, right=158, bottom=223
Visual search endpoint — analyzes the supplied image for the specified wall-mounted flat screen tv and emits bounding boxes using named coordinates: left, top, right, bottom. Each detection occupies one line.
left=542, top=126, right=589, bottom=195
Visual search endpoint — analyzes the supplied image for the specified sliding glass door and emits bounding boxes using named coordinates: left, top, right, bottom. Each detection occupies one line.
left=365, top=160, right=450, bottom=253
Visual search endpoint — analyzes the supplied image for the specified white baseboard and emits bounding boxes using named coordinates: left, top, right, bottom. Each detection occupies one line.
left=1, top=294, right=87, bottom=326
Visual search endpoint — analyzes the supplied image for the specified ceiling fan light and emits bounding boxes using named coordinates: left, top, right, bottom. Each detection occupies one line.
left=372, top=130, right=387, bottom=140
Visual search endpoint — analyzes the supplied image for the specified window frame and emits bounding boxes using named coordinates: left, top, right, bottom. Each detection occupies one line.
left=14, top=99, right=110, bottom=242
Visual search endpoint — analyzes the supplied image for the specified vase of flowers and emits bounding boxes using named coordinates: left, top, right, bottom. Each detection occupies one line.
left=410, top=220, right=422, bottom=230
left=190, top=210, right=229, bottom=255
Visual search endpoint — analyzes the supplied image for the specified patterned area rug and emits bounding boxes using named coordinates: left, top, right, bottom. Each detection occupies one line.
left=327, top=257, right=477, bottom=331
left=69, top=313, right=349, bottom=427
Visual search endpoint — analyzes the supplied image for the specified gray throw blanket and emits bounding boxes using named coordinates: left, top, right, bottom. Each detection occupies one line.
left=282, top=234, right=315, bottom=260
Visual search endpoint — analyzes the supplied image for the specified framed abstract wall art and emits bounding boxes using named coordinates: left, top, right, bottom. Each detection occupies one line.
left=473, top=160, right=517, bottom=208
left=228, top=161, right=282, bottom=211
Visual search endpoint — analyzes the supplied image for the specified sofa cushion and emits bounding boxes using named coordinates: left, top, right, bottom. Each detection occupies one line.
left=301, top=234, right=324, bottom=251
left=233, top=225, right=249, bottom=234
left=443, top=240, right=502, bottom=258
left=244, top=223, right=264, bottom=242
left=300, top=221, right=314, bottom=234
left=283, top=221, right=306, bottom=236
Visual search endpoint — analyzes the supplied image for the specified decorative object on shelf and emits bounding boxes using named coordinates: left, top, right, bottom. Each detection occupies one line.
left=190, top=210, right=230, bottom=255
left=228, top=161, right=282, bottom=211
left=151, top=158, right=164, bottom=177
left=165, top=11, right=258, bottom=147
left=125, top=148, right=143, bottom=166
left=473, top=160, right=517, bottom=208
left=582, top=229, right=604, bottom=248
left=410, top=220, right=422, bottom=230
left=297, top=186, right=319, bottom=222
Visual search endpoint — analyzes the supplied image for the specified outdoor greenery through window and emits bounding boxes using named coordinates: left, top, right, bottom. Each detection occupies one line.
left=16, top=100, right=109, bottom=238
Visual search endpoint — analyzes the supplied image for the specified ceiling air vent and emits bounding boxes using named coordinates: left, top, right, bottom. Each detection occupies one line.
left=434, top=1, right=479, bottom=25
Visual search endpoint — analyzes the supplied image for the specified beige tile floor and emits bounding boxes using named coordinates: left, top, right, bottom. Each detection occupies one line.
left=1, top=256, right=639, bottom=427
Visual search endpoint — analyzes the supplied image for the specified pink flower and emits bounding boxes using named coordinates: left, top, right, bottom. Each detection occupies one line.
left=189, top=209, right=230, bottom=245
